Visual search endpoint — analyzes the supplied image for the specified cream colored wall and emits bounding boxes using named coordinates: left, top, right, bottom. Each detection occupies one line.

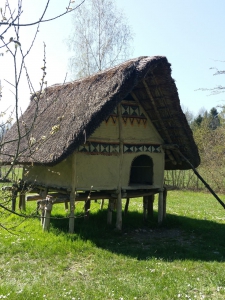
left=23, top=156, right=73, bottom=189
left=76, top=101, right=165, bottom=190
left=24, top=102, right=165, bottom=190
left=75, top=153, right=120, bottom=190
left=91, top=118, right=119, bottom=141
left=90, top=102, right=163, bottom=144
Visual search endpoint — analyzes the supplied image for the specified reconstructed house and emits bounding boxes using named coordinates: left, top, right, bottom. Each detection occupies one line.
left=1, top=56, right=200, bottom=231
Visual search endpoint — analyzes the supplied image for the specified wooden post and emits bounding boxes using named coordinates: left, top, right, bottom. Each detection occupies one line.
left=143, top=196, right=148, bottom=221
left=163, top=187, right=167, bottom=219
left=38, top=201, right=45, bottom=225
left=65, top=201, right=69, bottom=211
left=100, top=199, right=104, bottom=210
left=148, top=194, right=154, bottom=219
left=158, top=190, right=164, bottom=224
left=116, top=103, right=124, bottom=230
left=43, top=200, right=53, bottom=231
left=19, top=192, right=26, bottom=211
left=84, top=199, right=91, bottom=220
left=116, top=189, right=122, bottom=230
left=69, top=191, right=75, bottom=233
left=11, top=184, right=18, bottom=211
left=18, top=168, right=26, bottom=211
left=107, top=198, right=114, bottom=225
left=69, top=153, right=76, bottom=233
left=124, top=198, right=130, bottom=215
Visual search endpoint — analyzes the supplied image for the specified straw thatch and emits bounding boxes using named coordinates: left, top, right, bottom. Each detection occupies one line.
left=1, top=56, right=200, bottom=170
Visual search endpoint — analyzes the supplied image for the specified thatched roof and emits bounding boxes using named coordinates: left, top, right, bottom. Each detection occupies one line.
left=1, top=56, right=200, bottom=170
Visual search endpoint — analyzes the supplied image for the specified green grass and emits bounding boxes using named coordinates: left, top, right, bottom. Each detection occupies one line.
left=0, top=191, right=225, bottom=299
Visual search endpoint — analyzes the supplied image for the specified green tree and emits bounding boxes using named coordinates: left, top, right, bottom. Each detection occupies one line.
left=192, top=108, right=225, bottom=192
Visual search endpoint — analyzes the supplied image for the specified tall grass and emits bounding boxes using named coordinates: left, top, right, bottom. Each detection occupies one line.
left=0, top=191, right=225, bottom=299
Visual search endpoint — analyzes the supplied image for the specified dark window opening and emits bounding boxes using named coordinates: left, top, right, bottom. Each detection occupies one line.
left=129, top=155, right=153, bottom=185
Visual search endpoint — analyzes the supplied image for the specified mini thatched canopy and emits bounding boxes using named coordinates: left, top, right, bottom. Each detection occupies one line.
left=1, top=56, right=200, bottom=170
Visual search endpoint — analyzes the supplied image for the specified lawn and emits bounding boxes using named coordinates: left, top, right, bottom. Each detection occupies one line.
left=0, top=190, right=225, bottom=299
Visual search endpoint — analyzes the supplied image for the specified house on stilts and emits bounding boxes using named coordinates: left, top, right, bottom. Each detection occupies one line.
left=1, top=56, right=200, bottom=231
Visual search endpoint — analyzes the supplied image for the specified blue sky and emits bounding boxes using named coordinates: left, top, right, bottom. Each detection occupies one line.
left=1, top=0, right=225, bottom=116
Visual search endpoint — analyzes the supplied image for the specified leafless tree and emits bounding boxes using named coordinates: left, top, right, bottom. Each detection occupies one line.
left=0, top=0, right=85, bottom=230
left=197, top=60, right=225, bottom=96
left=68, top=0, right=133, bottom=79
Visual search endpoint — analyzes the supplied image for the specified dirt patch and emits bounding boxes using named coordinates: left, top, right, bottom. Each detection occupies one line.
left=123, top=228, right=197, bottom=247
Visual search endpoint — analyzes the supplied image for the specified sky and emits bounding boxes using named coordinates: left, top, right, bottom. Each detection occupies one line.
left=1, top=0, right=225, bottom=117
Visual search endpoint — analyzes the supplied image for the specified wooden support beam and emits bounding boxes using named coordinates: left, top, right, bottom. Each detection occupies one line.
left=107, top=199, right=114, bottom=225
left=116, top=190, right=122, bottom=230
left=124, top=198, right=130, bottom=215
left=43, top=200, right=53, bottom=231
left=158, top=190, right=164, bottom=224
left=100, top=199, right=104, bottom=210
left=116, top=102, right=123, bottom=230
left=37, top=200, right=45, bottom=225
left=143, top=196, right=148, bottom=221
left=65, top=201, right=69, bottom=211
left=148, top=194, right=154, bottom=219
left=163, top=187, right=167, bottom=219
left=69, top=153, right=76, bottom=234
left=19, top=192, right=26, bottom=211
left=84, top=199, right=91, bottom=220
left=11, top=185, right=18, bottom=211
left=69, top=191, right=75, bottom=233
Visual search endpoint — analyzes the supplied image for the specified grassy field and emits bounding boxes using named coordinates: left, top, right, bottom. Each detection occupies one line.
left=0, top=190, right=225, bottom=299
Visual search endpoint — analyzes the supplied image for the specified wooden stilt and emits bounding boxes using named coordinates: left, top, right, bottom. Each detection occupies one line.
left=107, top=199, right=114, bottom=225
left=11, top=184, right=18, bottom=211
left=43, top=200, right=53, bottom=231
left=143, top=196, right=148, bottom=221
left=158, top=190, right=164, bottom=224
left=69, top=153, right=76, bottom=233
left=116, top=190, right=122, bottom=230
left=163, top=187, right=167, bottom=219
left=124, top=198, right=130, bottom=215
left=100, top=199, right=104, bottom=210
left=147, top=194, right=154, bottom=219
left=69, top=191, right=75, bottom=233
left=38, top=201, right=45, bottom=225
left=65, top=201, right=69, bottom=211
left=84, top=199, right=91, bottom=220
left=19, top=192, right=26, bottom=211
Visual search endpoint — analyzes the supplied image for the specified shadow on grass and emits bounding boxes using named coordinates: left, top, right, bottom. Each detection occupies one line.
left=50, top=209, right=225, bottom=262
